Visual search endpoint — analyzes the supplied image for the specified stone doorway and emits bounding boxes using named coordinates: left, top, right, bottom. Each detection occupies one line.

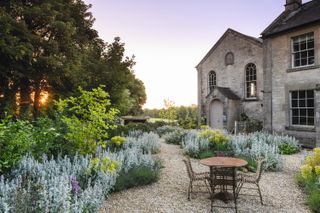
left=209, top=100, right=223, bottom=129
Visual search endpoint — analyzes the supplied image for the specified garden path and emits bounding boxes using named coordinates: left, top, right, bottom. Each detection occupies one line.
left=102, top=141, right=310, bottom=213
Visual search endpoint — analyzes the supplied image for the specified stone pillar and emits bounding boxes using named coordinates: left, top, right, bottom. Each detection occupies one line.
left=315, top=84, right=320, bottom=147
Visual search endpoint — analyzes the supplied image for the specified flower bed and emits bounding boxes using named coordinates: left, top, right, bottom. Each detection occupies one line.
left=297, top=148, right=320, bottom=213
left=0, top=134, right=161, bottom=212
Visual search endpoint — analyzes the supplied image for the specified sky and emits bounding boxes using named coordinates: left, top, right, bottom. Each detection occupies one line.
left=83, top=0, right=309, bottom=109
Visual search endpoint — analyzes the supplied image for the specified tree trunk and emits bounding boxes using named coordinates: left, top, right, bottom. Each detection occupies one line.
left=19, top=77, right=31, bottom=118
left=33, top=80, right=41, bottom=119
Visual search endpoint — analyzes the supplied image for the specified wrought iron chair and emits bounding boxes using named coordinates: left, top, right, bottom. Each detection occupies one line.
left=210, top=167, right=242, bottom=213
left=182, top=157, right=211, bottom=200
left=237, top=158, right=266, bottom=205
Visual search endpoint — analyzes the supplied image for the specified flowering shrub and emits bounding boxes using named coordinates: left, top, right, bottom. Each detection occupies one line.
left=300, top=148, right=320, bottom=181
left=124, top=132, right=161, bottom=154
left=297, top=148, right=320, bottom=213
left=111, top=136, right=127, bottom=147
left=198, top=129, right=229, bottom=144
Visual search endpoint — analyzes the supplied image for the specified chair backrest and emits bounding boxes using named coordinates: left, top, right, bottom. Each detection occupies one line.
left=255, top=158, right=266, bottom=182
left=182, top=157, right=194, bottom=180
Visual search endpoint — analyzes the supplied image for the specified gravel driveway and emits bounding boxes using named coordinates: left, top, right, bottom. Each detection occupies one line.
left=102, top=141, right=310, bottom=213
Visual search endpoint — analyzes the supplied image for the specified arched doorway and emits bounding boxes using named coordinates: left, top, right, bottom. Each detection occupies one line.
left=209, top=100, right=223, bottom=129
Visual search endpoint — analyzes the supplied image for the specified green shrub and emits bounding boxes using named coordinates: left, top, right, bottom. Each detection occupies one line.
left=307, top=189, right=320, bottom=213
left=0, top=116, right=64, bottom=174
left=55, top=86, right=119, bottom=155
left=113, top=163, right=160, bottom=192
left=199, top=150, right=215, bottom=159
left=279, top=143, right=299, bottom=155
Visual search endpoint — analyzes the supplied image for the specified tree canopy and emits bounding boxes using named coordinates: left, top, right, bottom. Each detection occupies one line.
left=0, top=0, right=146, bottom=118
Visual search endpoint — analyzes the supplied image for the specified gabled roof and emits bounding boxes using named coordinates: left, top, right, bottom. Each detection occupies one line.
left=261, top=0, right=320, bottom=38
left=196, top=28, right=262, bottom=69
left=206, top=87, right=240, bottom=100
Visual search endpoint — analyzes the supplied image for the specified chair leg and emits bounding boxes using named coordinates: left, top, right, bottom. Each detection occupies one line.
left=256, top=183, right=263, bottom=205
left=187, top=181, right=192, bottom=200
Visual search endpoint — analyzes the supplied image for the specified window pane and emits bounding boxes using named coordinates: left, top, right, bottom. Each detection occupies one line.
left=292, top=100, right=298, bottom=107
left=300, top=41, right=306, bottom=50
left=294, top=43, right=299, bottom=52
left=307, top=90, right=314, bottom=98
left=307, top=40, right=314, bottom=49
left=307, top=99, right=314, bottom=107
left=299, top=91, right=305, bottom=99
left=292, top=109, right=299, bottom=116
left=294, top=52, right=300, bottom=60
left=308, top=50, right=314, bottom=57
left=301, top=58, right=307, bottom=66
left=307, top=117, right=314, bottom=125
left=291, top=91, right=298, bottom=99
left=292, top=117, right=299, bottom=125
left=299, top=99, right=306, bottom=107
left=308, top=57, right=314, bottom=65
left=300, top=109, right=306, bottom=116
left=294, top=60, right=300, bottom=67
left=301, top=51, right=307, bottom=59
left=308, top=109, right=314, bottom=117
left=300, top=117, right=307, bottom=125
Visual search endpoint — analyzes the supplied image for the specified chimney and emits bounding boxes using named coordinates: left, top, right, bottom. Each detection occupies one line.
left=285, top=0, right=302, bottom=11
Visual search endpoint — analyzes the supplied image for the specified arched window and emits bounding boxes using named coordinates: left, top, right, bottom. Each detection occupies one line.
left=208, top=71, right=216, bottom=92
left=225, top=52, right=234, bottom=65
left=245, top=63, right=257, bottom=98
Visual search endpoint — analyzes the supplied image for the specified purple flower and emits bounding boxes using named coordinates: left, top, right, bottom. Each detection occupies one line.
left=70, top=176, right=81, bottom=194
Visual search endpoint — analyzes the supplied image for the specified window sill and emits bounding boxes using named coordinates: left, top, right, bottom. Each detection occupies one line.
left=285, top=126, right=316, bottom=132
left=287, top=65, right=320, bottom=73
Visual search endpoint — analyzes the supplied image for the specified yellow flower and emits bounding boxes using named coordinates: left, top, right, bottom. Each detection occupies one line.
left=300, top=165, right=313, bottom=180
left=306, top=156, right=314, bottom=167
left=111, top=136, right=127, bottom=146
left=315, top=166, right=320, bottom=176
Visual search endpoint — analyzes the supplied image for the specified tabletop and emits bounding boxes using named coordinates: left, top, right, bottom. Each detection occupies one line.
left=199, top=157, right=247, bottom=168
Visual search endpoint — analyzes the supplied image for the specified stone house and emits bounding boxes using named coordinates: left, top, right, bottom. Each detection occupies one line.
left=196, top=29, right=263, bottom=131
left=262, top=0, right=320, bottom=147
left=197, top=0, right=320, bottom=147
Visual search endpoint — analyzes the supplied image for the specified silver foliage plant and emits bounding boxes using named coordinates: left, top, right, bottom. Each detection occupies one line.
left=0, top=146, right=158, bottom=213
left=124, top=131, right=161, bottom=154
left=230, top=132, right=298, bottom=170
left=181, top=130, right=209, bottom=158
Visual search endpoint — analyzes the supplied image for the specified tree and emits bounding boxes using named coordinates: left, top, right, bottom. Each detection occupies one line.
left=0, top=0, right=99, bottom=118
left=159, top=99, right=177, bottom=123
left=0, top=2, right=147, bottom=118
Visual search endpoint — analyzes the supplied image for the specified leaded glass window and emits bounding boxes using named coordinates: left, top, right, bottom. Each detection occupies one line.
left=245, top=63, right=257, bottom=98
left=208, top=71, right=216, bottom=92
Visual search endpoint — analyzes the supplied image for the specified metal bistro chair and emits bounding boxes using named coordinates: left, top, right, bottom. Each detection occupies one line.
left=210, top=167, right=242, bottom=213
left=182, top=157, right=211, bottom=200
left=237, top=158, right=266, bottom=205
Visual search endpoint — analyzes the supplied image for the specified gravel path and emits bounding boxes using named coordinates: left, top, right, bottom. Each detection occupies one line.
left=102, top=141, right=310, bottom=213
